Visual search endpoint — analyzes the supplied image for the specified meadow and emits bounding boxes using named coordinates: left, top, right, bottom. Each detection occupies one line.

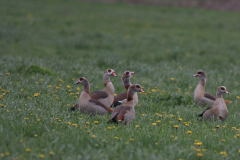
left=1, top=0, right=240, bottom=159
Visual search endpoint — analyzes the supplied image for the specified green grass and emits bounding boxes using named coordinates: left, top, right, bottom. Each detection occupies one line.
left=1, top=0, right=240, bottom=159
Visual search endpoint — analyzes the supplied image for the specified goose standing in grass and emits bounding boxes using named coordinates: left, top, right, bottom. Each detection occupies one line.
left=113, top=71, right=136, bottom=107
left=74, top=77, right=113, bottom=115
left=198, top=86, right=229, bottom=121
left=108, top=84, right=145, bottom=126
left=71, top=69, right=117, bottom=111
left=193, top=70, right=231, bottom=107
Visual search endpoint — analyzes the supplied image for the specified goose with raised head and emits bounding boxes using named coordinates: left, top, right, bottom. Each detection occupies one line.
left=74, top=77, right=113, bottom=115
left=108, top=84, right=145, bottom=126
left=113, top=71, right=137, bottom=107
left=193, top=70, right=231, bottom=107
left=198, top=86, right=229, bottom=121
left=71, top=69, right=117, bottom=111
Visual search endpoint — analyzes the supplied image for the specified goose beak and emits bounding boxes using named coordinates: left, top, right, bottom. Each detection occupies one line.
left=130, top=72, right=135, bottom=75
left=112, top=72, right=117, bottom=77
left=74, top=79, right=81, bottom=85
left=139, top=89, right=145, bottom=93
left=224, top=91, right=229, bottom=94
left=193, top=74, right=198, bottom=77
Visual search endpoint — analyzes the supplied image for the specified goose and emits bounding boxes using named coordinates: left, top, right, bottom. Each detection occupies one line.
left=193, top=70, right=231, bottom=107
left=74, top=77, right=113, bottom=115
left=198, top=86, right=229, bottom=121
left=108, top=84, right=145, bottom=126
left=113, top=71, right=136, bottom=107
left=71, top=69, right=117, bottom=111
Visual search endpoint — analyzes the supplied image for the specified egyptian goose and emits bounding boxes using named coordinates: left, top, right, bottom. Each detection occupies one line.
left=74, top=77, right=113, bottom=115
left=193, top=70, right=231, bottom=107
left=108, top=84, right=145, bottom=126
left=113, top=71, right=136, bottom=107
left=198, top=86, right=229, bottom=121
left=71, top=69, right=117, bottom=111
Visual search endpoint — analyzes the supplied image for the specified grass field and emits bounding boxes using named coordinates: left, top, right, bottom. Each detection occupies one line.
left=1, top=0, right=240, bottom=159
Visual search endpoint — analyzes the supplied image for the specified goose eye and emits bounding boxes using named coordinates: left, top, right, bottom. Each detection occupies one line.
left=126, top=72, right=129, bottom=75
left=197, top=71, right=201, bottom=74
left=136, top=85, right=140, bottom=88
left=108, top=69, right=111, bottom=72
left=80, top=78, right=83, bottom=81
left=221, top=87, right=225, bottom=90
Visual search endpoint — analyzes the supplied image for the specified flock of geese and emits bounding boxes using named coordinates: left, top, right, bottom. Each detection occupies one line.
left=71, top=69, right=232, bottom=126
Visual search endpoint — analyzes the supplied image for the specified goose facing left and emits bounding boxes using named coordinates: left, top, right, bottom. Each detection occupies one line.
left=74, top=77, right=113, bottom=115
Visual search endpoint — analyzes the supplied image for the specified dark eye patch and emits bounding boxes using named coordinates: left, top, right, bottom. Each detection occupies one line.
left=80, top=78, right=83, bottom=81
left=126, top=71, right=129, bottom=75
left=221, top=87, right=225, bottom=90
left=136, top=85, right=140, bottom=88
left=197, top=71, right=202, bottom=74
left=108, top=69, right=111, bottom=72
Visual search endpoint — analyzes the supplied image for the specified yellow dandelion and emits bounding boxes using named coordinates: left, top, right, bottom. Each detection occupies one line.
left=94, top=121, right=98, bottom=124
left=237, top=96, right=240, bottom=99
left=92, top=135, right=96, bottom=138
left=197, top=153, right=203, bottom=157
left=37, top=119, right=40, bottom=122
left=156, top=143, right=158, bottom=145
left=130, top=139, right=134, bottom=141
left=174, top=125, right=178, bottom=128
left=72, top=124, right=77, bottom=127
left=24, top=118, right=29, bottom=120
left=34, top=134, right=37, bottom=137
left=108, top=127, right=111, bottom=130
left=67, top=85, right=71, bottom=88
left=19, top=109, right=21, bottom=111
left=151, top=89, right=157, bottom=92
left=221, top=139, right=225, bottom=142
left=135, top=125, right=139, bottom=128
left=216, top=125, right=220, bottom=128
left=39, top=154, right=45, bottom=158
left=86, top=122, right=89, bottom=125
left=59, top=79, right=62, bottom=82
left=156, top=120, right=161, bottom=123
left=220, top=151, right=227, bottom=155
left=194, top=142, right=202, bottom=146
left=26, top=148, right=31, bottom=152
left=178, top=118, right=182, bottom=121
left=114, top=137, right=118, bottom=139
left=232, top=127, right=236, bottom=130
left=196, top=149, right=201, bottom=152
left=187, top=131, right=192, bottom=134
left=152, top=123, right=157, bottom=126
left=49, top=151, right=54, bottom=156
left=0, top=95, right=3, bottom=98
left=6, top=73, right=10, bottom=76
left=170, top=78, right=175, bottom=81
left=185, top=92, right=189, bottom=95
left=34, top=93, right=39, bottom=97
left=20, top=139, right=23, bottom=142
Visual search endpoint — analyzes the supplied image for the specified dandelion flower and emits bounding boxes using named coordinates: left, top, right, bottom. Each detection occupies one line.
left=19, top=109, right=21, bottom=111
left=174, top=125, right=178, bottom=129
left=187, top=131, right=192, bottom=134
left=130, top=139, right=134, bottom=141
left=39, top=154, right=45, bottom=158
left=178, top=118, right=182, bottom=121
left=6, top=73, right=10, bottom=76
left=114, top=137, right=118, bottom=139
left=170, top=78, right=175, bottom=81
left=197, top=153, right=203, bottom=157
left=24, top=118, right=29, bottom=120
left=152, top=123, right=157, bottom=126
left=49, top=151, right=54, bottom=156
left=59, top=79, right=62, bottom=82
left=92, top=135, right=96, bottom=138
left=216, top=125, right=220, bottom=128
left=108, top=127, right=111, bottom=130
left=26, top=148, right=31, bottom=152
left=94, top=121, right=98, bottom=124
left=237, top=96, right=239, bottom=99
left=135, top=125, right=139, bottom=128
